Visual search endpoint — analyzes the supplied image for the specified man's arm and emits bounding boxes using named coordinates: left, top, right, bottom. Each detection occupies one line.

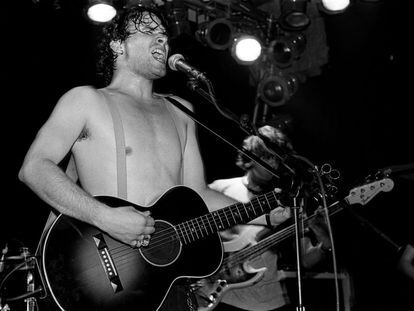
left=18, top=86, right=154, bottom=246
left=301, top=212, right=332, bottom=269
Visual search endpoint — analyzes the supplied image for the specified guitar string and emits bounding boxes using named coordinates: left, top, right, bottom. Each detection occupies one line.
left=220, top=202, right=343, bottom=271
left=49, top=186, right=373, bottom=292
left=224, top=202, right=342, bottom=267
left=109, top=193, right=280, bottom=257
left=73, top=192, right=280, bottom=271
left=113, top=197, right=292, bottom=270
left=111, top=197, right=282, bottom=269
left=58, top=202, right=343, bottom=288
left=51, top=200, right=349, bottom=290
left=103, top=201, right=342, bottom=277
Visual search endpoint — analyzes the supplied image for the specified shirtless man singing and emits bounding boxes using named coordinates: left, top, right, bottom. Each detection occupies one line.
left=18, top=6, right=289, bottom=311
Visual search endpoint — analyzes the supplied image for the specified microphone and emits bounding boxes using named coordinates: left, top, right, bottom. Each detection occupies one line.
left=168, top=54, right=209, bottom=83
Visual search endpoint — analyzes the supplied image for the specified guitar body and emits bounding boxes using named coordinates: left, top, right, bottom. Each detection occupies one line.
left=195, top=227, right=277, bottom=311
left=41, top=186, right=223, bottom=311
left=196, top=259, right=267, bottom=311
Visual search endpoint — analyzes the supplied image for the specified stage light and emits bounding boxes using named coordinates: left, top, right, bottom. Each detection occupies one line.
left=320, top=0, right=350, bottom=13
left=196, top=18, right=235, bottom=50
left=231, top=35, right=262, bottom=65
left=280, top=0, right=310, bottom=31
left=164, top=0, right=190, bottom=39
left=86, top=0, right=116, bottom=23
left=258, top=73, right=300, bottom=107
left=272, top=33, right=307, bottom=67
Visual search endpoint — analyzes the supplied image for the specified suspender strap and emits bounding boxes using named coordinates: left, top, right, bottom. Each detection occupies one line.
left=164, top=96, right=185, bottom=184
left=106, top=102, right=128, bottom=199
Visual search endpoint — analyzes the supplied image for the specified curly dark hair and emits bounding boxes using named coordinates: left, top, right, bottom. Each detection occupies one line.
left=96, top=6, right=168, bottom=85
left=236, top=125, right=294, bottom=171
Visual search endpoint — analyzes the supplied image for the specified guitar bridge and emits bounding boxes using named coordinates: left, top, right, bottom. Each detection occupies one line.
left=93, top=233, right=123, bottom=293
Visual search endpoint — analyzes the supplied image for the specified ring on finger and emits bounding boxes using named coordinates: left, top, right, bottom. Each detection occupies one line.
left=142, top=236, right=150, bottom=247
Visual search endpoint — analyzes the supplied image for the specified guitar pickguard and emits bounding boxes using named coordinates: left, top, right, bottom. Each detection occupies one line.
left=194, top=227, right=274, bottom=311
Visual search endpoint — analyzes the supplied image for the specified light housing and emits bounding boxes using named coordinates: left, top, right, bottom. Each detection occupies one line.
left=320, top=0, right=350, bottom=14
left=86, top=0, right=117, bottom=23
left=231, top=34, right=262, bottom=65
left=258, top=72, right=300, bottom=107
left=280, top=0, right=310, bottom=31
left=196, top=18, right=235, bottom=50
left=272, top=33, right=307, bottom=68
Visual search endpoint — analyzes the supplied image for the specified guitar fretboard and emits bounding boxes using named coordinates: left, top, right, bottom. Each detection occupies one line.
left=175, top=191, right=279, bottom=245
left=221, top=200, right=345, bottom=269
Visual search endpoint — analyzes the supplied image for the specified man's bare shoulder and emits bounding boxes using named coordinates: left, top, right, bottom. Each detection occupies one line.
left=48, top=86, right=105, bottom=123
left=56, top=85, right=104, bottom=111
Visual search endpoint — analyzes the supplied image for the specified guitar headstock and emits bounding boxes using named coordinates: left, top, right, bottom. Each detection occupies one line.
left=345, top=178, right=394, bottom=206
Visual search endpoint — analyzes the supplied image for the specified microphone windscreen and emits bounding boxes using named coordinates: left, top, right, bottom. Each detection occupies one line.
left=168, top=54, right=184, bottom=71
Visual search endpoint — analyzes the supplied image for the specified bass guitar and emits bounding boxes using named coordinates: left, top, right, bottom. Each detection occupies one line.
left=41, top=185, right=285, bottom=311
left=194, top=177, right=394, bottom=311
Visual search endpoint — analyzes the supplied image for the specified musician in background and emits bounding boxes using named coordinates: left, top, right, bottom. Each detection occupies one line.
left=199, top=125, right=332, bottom=311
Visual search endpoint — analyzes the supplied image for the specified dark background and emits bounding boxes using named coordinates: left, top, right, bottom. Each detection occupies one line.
left=1, top=0, right=413, bottom=310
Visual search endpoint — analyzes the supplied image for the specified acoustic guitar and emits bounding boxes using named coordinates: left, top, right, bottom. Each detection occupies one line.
left=41, top=185, right=284, bottom=311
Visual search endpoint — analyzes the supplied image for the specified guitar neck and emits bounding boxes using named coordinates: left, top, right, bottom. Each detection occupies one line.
left=175, top=177, right=393, bottom=256
left=222, top=199, right=346, bottom=267
left=175, top=191, right=278, bottom=244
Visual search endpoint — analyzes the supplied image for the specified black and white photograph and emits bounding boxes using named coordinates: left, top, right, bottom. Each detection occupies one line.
left=1, top=1, right=413, bottom=310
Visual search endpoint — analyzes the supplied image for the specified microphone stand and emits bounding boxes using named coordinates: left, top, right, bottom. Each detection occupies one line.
left=170, top=77, right=310, bottom=310
left=292, top=191, right=306, bottom=311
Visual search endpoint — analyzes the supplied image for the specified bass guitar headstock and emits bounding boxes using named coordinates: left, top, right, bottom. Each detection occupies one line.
left=345, top=177, right=394, bottom=206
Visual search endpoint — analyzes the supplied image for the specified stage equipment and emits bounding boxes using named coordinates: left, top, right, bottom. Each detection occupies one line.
left=196, top=18, right=235, bottom=50
left=258, top=72, right=300, bottom=107
left=319, top=0, right=350, bottom=14
left=0, top=245, right=45, bottom=311
left=164, top=0, right=191, bottom=39
left=168, top=54, right=209, bottom=83
left=280, top=0, right=310, bottom=31
left=272, top=33, right=307, bottom=68
left=86, top=0, right=116, bottom=23
left=231, top=35, right=262, bottom=65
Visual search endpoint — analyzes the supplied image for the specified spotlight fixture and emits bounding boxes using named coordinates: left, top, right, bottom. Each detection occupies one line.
left=86, top=0, right=117, bottom=23
left=196, top=19, right=235, bottom=50
left=164, top=0, right=190, bottom=39
left=280, top=0, right=310, bottom=31
left=320, top=0, right=350, bottom=14
left=258, top=72, right=300, bottom=107
left=231, top=34, right=262, bottom=65
left=272, top=33, right=307, bottom=68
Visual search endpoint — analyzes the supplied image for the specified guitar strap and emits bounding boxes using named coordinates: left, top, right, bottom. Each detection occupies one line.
left=36, top=100, right=128, bottom=255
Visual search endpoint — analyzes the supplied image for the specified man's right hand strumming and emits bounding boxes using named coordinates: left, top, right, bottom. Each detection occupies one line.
left=97, top=206, right=155, bottom=248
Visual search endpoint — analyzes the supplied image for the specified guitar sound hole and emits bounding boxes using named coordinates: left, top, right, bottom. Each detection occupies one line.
left=140, top=220, right=181, bottom=266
